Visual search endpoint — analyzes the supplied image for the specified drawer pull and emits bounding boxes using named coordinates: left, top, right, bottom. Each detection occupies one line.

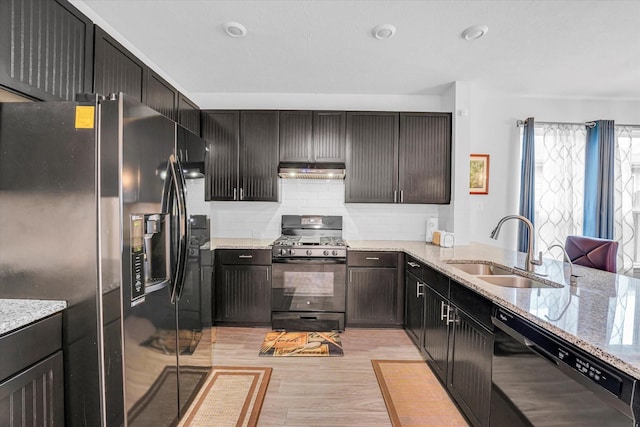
left=365, top=257, right=380, bottom=260
left=407, top=261, right=420, bottom=268
left=238, top=255, right=253, bottom=259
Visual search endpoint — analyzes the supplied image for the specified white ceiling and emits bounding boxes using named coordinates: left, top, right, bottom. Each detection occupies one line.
left=71, top=0, right=640, bottom=106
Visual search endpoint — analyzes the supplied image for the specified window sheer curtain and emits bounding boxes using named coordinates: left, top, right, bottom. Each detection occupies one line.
left=534, top=124, right=586, bottom=254
left=615, top=126, right=635, bottom=275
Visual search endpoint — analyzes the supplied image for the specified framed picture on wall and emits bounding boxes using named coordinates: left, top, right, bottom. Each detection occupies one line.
left=469, top=154, right=490, bottom=194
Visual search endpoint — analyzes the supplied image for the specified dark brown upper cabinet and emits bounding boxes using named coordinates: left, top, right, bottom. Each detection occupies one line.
left=145, top=69, right=177, bottom=121
left=177, top=93, right=200, bottom=135
left=0, top=0, right=93, bottom=101
left=202, top=110, right=279, bottom=202
left=345, top=112, right=399, bottom=203
left=93, top=26, right=145, bottom=102
left=398, top=113, right=452, bottom=204
left=279, top=111, right=345, bottom=163
left=345, top=111, right=451, bottom=204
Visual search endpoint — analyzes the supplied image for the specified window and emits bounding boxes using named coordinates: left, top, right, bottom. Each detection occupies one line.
left=526, top=124, right=640, bottom=276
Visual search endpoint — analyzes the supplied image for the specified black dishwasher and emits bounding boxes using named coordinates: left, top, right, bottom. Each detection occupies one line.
left=491, top=306, right=639, bottom=427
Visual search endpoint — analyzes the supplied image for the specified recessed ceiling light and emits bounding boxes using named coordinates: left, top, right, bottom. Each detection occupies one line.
left=223, top=22, right=247, bottom=38
left=372, top=24, right=396, bottom=40
left=461, top=25, right=488, bottom=41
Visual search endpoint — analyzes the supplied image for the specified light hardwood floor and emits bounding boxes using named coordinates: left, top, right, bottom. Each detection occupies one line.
left=209, top=327, right=425, bottom=426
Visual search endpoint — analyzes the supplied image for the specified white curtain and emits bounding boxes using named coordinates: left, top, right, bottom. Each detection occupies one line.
left=534, top=124, right=586, bottom=254
left=614, top=126, right=636, bottom=275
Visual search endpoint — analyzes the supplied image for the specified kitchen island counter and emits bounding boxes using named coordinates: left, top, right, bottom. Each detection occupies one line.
left=349, top=240, right=640, bottom=380
left=0, top=299, right=66, bottom=336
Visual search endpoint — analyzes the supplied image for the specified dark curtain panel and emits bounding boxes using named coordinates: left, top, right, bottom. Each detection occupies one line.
left=583, top=120, right=615, bottom=239
left=518, top=118, right=536, bottom=253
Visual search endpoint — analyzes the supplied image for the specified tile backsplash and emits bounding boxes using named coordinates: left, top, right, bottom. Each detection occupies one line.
left=186, top=179, right=438, bottom=241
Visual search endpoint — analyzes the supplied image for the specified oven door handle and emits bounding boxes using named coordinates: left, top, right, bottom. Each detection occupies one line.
left=272, top=258, right=346, bottom=265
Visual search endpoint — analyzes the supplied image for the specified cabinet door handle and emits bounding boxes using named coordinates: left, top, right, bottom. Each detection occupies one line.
left=416, top=282, right=425, bottom=298
left=365, top=257, right=380, bottom=261
left=266, top=268, right=270, bottom=281
left=393, top=190, right=397, bottom=203
left=233, top=188, right=237, bottom=200
left=440, top=301, right=449, bottom=321
left=400, top=190, right=404, bottom=203
left=446, top=308, right=458, bottom=325
left=238, top=255, right=253, bottom=259
left=240, top=188, right=244, bottom=200
left=407, top=261, right=419, bottom=268
left=349, top=270, right=352, bottom=283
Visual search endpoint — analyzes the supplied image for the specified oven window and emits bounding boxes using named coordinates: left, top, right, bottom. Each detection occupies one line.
left=283, top=272, right=334, bottom=296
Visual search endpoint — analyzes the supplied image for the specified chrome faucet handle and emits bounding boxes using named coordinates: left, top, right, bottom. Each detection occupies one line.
left=531, top=251, right=543, bottom=266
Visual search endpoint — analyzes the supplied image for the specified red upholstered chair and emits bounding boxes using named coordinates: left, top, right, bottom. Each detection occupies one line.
left=564, top=235, right=619, bottom=273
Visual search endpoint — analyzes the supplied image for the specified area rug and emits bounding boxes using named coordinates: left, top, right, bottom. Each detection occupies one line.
left=371, top=360, right=468, bottom=427
left=129, top=365, right=211, bottom=426
left=258, top=331, right=343, bottom=357
left=178, top=366, right=272, bottom=427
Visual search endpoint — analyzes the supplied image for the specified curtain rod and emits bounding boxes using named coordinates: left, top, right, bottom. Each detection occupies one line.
left=516, top=119, right=596, bottom=128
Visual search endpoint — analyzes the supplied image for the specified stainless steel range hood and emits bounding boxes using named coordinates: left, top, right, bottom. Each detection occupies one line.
left=278, top=162, right=346, bottom=180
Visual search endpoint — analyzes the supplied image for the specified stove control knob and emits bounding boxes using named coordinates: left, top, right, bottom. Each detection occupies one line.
left=332, top=250, right=338, bottom=256
left=278, top=248, right=287, bottom=256
left=306, top=250, right=313, bottom=256
left=323, top=250, right=329, bottom=256
left=288, top=249, right=295, bottom=256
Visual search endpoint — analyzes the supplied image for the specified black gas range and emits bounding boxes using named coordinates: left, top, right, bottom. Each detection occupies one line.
left=270, top=215, right=347, bottom=331
left=272, top=218, right=347, bottom=261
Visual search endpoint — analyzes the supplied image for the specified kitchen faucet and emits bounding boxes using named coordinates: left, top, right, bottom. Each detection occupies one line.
left=548, top=244, right=578, bottom=286
left=490, top=214, right=543, bottom=273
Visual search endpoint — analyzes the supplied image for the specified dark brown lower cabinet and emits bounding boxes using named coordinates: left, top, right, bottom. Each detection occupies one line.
left=0, top=313, right=64, bottom=427
left=447, top=306, right=493, bottom=427
left=347, top=251, right=403, bottom=327
left=214, top=249, right=271, bottom=325
left=405, top=260, right=493, bottom=427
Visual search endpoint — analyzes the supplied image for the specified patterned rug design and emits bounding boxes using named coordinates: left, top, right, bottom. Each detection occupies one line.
left=371, top=360, right=468, bottom=427
left=258, top=331, right=343, bottom=357
left=178, top=366, right=271, bottom=427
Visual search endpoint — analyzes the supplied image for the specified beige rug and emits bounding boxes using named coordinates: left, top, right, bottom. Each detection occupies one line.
left=372, top=360, right=469, bottom=427
left=178, top=366, right=271, bottom=427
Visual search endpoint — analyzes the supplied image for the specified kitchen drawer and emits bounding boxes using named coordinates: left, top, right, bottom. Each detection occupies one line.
left=215, top=249, right=271, bottom=265
left=450, top=280, right=492, bottom=330
left=0, top=313, right=62, bottom=381
left=405, top=255, right=424, bottom=280
left=423, top=265, right=449, bottom=299
left=348, top=251, right=398, bottom=267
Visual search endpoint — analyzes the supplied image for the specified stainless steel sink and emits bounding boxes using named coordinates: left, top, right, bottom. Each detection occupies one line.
left=446, top=260, right=562, bottom=289
left=446, top=262, right=512, bottom=276
left=476, top=275, right=561, bottom=289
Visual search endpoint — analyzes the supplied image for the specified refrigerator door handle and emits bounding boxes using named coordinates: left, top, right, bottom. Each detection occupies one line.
left=161, top=154, right=189, bottom=304
left=172, top=155, right=189, bottom=303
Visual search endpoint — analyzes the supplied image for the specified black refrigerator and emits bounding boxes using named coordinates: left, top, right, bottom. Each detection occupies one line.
left=0, top=93, right=212, bottom=426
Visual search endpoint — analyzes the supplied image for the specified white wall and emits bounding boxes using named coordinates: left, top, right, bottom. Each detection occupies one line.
left=468, top=85, right=640, bottom=250
left=186, top=179, right=439, bottom=241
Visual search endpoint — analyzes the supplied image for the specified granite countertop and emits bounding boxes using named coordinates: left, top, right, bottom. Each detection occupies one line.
left=212, top=237, right=640, bottom=380
left=0, top=299, right=67, bottom=336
